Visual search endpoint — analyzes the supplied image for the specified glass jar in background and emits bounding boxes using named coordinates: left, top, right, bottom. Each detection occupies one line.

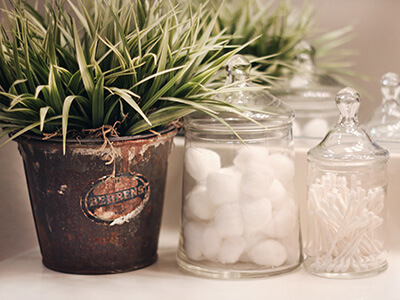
left=271, top=42, right=343, bottom=138
left=365, top=72, right=400, bottom=141
left=177, top=55, right=301, bottom=279
left=305, top=87, right=389, bottom=278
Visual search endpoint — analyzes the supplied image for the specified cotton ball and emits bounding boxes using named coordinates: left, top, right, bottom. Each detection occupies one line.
left=233, top=146, right=269, bottom=172
left=240, top=232, right=266, bottom=262
left=182, top=222, right=204, bottom=261
left=214, top=203, right=244, bottom=237
left=207, top=167, right=241, bottom=206
left=303, top=118, right=329, bottom=138
left=243, top=231, right=266, bottom=248
left=266, top=153, right=295, bottom=182
left=184, top=185, right=214, bottom=221
left=241, top=164, right=275, bottom=199
left=281, top=197, right=297, bottom=214
left=241, top=198, right=272, bottom=233
left=202, top=224, right=222, bottom=261
left=278, top=231, right=301, bottom=264
left=267, top=180, right=287, bottom=209
left=281, top=181, right=295, bottom=199
left=265, top=210, right=297, bottom=239
left=270, top=189, right=296, bottom=214
left=218, top=236, right=246, bottom=264
left=248, top=240, right=287, bottom=267
left=185, top=147, right=221, bottom=182
left=292, top=120, right=301, bottom=137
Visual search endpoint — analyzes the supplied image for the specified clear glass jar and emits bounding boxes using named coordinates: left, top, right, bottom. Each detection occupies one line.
left=271, top=42, right=343, bottom=138
left=304, top=87, right=389, bottom=278
left=365, top=72, right=400, bottom=141
left=176, top=55, right=301, bottom=279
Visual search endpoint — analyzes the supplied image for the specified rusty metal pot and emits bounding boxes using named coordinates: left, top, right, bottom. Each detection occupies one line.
left=16, top=126, right=177, bottom=274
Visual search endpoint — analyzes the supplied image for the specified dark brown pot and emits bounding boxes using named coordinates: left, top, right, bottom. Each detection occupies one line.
left=16, top=127, right=177, bottom=274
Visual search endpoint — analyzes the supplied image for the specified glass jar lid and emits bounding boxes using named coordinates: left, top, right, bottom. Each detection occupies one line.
left=365, top=72, right=400, bottom=140
left=185, top=55, right=294, bottom=133
left=308, top=87, right=389, bottom=164
left=271, top=41, right=343, bottom=111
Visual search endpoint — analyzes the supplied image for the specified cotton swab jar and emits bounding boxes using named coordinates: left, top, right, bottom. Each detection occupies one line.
left=177, top=55, right=301, bottom=279
left=305, top=87, right=389, bottom=278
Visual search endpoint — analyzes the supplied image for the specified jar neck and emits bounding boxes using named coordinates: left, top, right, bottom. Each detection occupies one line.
left=338, top=117, right=359, bottom=127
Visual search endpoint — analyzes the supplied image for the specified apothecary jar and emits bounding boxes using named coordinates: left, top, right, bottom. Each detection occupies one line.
left=305, top=87, right=389, bottom=278
left=176, top=55, right=302, bottom=279
left=271, top=42, right=343, bottom=138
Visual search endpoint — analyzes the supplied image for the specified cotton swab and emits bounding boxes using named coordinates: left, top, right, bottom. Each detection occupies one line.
left=305, top=173, right=385, bottom=273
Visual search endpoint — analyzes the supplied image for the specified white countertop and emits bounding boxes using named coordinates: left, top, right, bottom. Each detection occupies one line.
left=1, top=137, right=400, bottom=299
left=1, top=229, right=400, bottom=300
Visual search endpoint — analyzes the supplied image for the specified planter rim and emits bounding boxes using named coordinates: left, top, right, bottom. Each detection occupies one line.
left=14, top=125, right=178, bottom=145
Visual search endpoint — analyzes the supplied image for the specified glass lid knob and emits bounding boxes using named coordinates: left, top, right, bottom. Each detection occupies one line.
left=225, top=55, right=251, bottom=84
left=335, top=87, right=360, bottom=124
left=289, top=41, right=316, bottom=88
left=380, top=72, right=400, bottom=102
left=294, top=40, right=315, bottom=64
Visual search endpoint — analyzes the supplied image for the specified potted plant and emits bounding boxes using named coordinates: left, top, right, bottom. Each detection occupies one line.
left=0, top=0, right=250, bottom=274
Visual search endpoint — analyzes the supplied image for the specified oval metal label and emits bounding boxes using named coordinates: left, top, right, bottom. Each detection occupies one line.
left=82, top=173, right=150, bottom=226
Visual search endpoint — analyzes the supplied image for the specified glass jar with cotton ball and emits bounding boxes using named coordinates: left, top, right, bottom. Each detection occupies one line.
left=365, top=72, right=400, bottom=141
left=305, top=87, right=389, bottom=278
left=177, top=55, right=301, bottom=279
left=271, top=41, right=343, bottom=139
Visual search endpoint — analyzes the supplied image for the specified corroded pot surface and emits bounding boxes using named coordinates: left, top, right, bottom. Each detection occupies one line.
left=17, top=127, right=177, bottom=274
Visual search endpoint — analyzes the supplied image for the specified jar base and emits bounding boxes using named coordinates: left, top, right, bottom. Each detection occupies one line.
left=176, top=250, right=301, bottom=279
left=303, top=260, right=388, bottom=279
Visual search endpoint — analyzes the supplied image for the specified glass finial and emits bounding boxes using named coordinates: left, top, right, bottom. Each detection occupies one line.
left=225, top=55, right=251, bottom=84
left=381, top=72, right=400, bottom=103
left=335, top=87, right=360, bottom=123
left=289, top=41, right=316, bottom=88
left=294, top=40, right=315, bottom=64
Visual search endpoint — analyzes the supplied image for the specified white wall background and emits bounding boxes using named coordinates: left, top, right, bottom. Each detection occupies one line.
left=294, top=0, right=400, bottom=121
